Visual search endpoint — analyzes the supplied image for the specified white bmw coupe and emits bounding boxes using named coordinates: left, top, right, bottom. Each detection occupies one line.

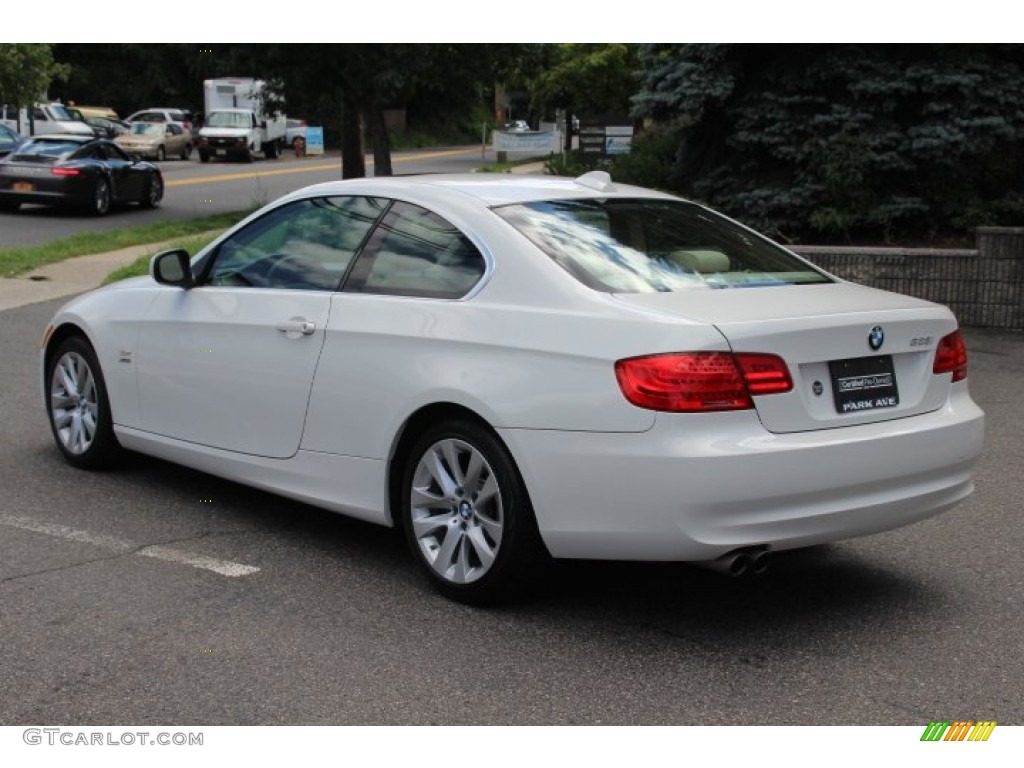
left=42, top=172, right=985, bottom=603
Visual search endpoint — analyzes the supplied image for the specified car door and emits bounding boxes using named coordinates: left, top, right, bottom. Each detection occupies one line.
left=98, top=142, right=145, bottom=200
left=165, top=124, right=183, bottom=155
left=134, top=195, right=386, bottom=458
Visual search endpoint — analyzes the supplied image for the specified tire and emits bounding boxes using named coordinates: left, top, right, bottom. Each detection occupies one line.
left=244, top=146, right=254, bottom=163
left=400, top=419, right=546, bottom=604
left=156, top=145, right=166, bottom=162
left=265, top=140, right=278, bottom=159
left=141, top=173, right=163, bottom=209
left=46, top=336, right=121, bottom=469
left=199, top=151, right=210, bottom=164
left=91, top=178, right=111, bottom=216
left=0, top=200, right=19, bottom=213
left=180, top=142, right=192, bottom=160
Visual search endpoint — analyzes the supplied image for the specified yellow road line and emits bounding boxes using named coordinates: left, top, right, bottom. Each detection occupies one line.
left=165, top=147, right=477, bottom=188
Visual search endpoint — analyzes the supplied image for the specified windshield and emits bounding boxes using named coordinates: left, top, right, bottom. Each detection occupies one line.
left=494, top=198, right=831, bottom=293
left=206, top=111, right=250, bottom=129
left=130, top=123, right=162, bottom=136
left=48, top=105, right=73, bottom=120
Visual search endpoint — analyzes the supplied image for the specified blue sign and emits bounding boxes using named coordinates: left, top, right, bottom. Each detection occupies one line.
left=305, top=126, right=324, bottom=156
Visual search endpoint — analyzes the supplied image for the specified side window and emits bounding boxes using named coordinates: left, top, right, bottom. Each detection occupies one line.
left=205, top=196, right=386, bottom=291
left=347, top=202, right=486, bottom=299
left=33, top=108, right=47, bottom=121
left=103, top=143, right=129, bottom=162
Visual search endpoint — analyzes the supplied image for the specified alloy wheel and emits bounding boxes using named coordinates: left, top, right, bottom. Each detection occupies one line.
left=409, top=438, right=504, bottom=584
left=50, top=351, right=99, bottom=456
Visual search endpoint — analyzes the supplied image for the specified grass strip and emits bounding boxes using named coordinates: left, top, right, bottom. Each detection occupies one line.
left=0, top=209, right=252, bottom=278
left=103, top=233, right=225, bottom=285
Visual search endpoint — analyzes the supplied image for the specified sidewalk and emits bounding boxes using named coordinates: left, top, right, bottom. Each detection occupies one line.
left=0, top=237, right=204, bottom=313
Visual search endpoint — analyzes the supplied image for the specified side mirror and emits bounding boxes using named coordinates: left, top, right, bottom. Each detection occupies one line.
left=151, top=249, right=194, bottom=288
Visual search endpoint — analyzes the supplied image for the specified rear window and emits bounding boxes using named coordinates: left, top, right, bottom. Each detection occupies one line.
left=494, top=198, right=831, bottom=293
left=15, top=139, right=83, bottom=158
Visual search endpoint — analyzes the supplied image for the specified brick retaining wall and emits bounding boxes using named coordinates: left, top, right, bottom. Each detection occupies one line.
left=790, top=227, right=1024, bottom=330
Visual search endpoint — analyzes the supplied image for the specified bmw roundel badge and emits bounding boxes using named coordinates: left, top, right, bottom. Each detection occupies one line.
left=868, top=326, right=885, bottom=351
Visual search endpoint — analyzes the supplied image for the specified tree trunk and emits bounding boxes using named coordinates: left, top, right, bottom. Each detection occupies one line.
left=340, top=97, right=365, bottom=179
left=367, top=106, right=393, bottom=177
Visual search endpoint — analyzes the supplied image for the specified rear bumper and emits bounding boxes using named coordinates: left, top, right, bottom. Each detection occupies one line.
left=0, top=186, right=88, bottom=207
left=500, top=386, right=984, bottom=561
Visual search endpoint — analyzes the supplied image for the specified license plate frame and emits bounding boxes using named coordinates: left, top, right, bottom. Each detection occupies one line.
left=12, top=181, right=34, bottom=193
left=216, top=149, right=226, bottom=156
left=828, top=354, right=900, bottom=414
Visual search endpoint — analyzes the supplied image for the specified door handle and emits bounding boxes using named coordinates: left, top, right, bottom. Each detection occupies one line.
left=276, top=317, right=316, bottom=336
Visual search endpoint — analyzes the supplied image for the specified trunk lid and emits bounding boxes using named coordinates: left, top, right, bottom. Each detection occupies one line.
left=612, top=283, right=960, bottom=433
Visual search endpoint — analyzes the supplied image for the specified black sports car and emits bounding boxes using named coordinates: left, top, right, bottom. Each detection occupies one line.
left=0, top=135, right=163, bottom=215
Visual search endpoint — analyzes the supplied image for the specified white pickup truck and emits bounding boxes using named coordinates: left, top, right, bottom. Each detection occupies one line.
left=196, top=78, right=287, bottom=163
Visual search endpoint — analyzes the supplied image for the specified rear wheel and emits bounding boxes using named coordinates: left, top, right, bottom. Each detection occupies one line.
left=91, top=178, right=111, bottom=216
left=401, top=419, right=546, bottom=604
left=180, top=142, right=192, bottom=160
left=0, top=200, right=19, bottom=213
left=265, top=140, right=278, bottom=159
left=199, top=151, right=210, bottom=163
left=46, top=336, right=121, bottom=469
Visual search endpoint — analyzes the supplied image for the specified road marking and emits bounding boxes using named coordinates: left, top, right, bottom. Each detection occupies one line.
left=165, top=147, right=477, bottom=188
left=0, top=513, right=259, bottom=578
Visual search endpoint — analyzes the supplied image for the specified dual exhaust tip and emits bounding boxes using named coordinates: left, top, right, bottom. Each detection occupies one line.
left=696, top=546, right=771, bottom=577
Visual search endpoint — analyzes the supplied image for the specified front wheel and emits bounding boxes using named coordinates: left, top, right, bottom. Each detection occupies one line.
left=199, top=151, right=210, bottom=163
left=141, top=173, right=163, bottom=208
left=46, top=336, right=121, bottom=469
left=156, top=145, right=166, bottom=162
left=401, top=419, right=546, bottom=604
left=180, top=142, right=192, bottom=160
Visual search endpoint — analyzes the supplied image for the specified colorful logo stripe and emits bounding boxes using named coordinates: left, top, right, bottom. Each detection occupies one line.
left=920, top=721, right=996, bottom=742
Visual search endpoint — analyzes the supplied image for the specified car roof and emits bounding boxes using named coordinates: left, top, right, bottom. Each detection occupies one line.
left=290, top=172, right=681, bottom=209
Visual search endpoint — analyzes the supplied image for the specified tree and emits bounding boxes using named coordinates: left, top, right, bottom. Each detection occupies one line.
left=0, top=44, right=70, bottom=129
left=630, top=44, right=1024, bottom=242
left=529, top=44, right=640, bottom=119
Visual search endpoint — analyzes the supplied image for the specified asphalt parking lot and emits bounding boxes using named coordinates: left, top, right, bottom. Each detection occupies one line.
left=1, top=296, right=1021, bottom=725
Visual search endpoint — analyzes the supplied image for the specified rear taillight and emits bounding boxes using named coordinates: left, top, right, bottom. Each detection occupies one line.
left=933, top=330, right=968, bottom=382
left=614, top=352, right=792, bottom=413
left=51, top=167, right=80, bottom=176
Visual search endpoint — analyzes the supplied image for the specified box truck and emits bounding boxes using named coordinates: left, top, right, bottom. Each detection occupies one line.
left=196, top=78, right=287, bottom=163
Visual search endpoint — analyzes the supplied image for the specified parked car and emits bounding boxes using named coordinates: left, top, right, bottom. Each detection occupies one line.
left=116, top=122, right=192, bottom=161
left=125, top=108, right=194, bottom=132
left=38, top=172, right=984, bottom=603
left=0, top=135, right=162, bottom=215
left=73, top=106, right=120, bottom=121
left=0, top=103, right=94, bottom=137
left=0, top=124, right=26, bottom=158
left=84, top=116, right=129, bottom=140
left=505, top=120, right=530, bottom=132
left=285, top=118, right=308, bottom=149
